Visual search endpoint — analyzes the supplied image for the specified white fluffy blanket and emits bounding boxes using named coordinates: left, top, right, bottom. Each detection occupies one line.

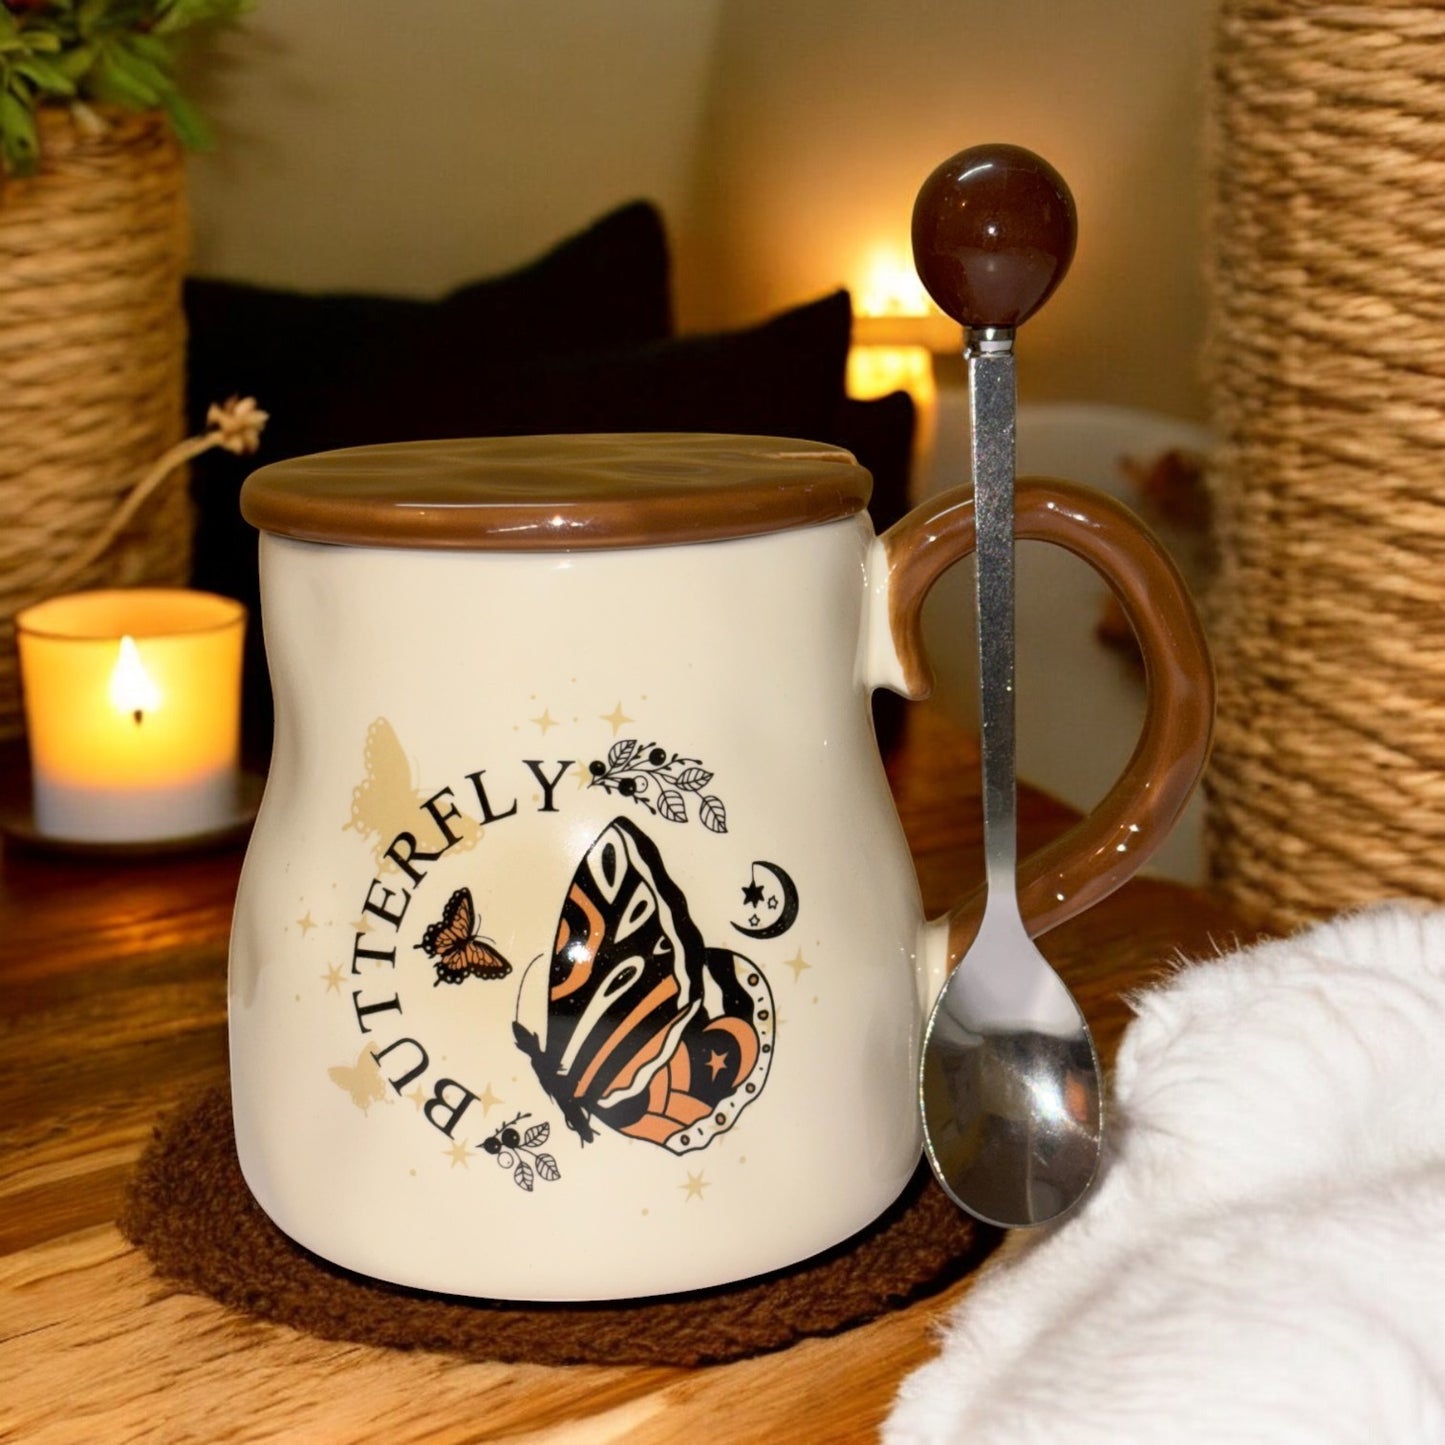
left=885, top=904, right=1445, bottom=1444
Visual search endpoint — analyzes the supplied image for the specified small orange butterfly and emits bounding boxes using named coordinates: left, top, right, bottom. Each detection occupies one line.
left=417, top=887, right=513, bottom=985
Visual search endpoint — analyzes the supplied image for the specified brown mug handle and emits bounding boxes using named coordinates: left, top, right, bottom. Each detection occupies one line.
left=881, top=476, right=1214, bottom=964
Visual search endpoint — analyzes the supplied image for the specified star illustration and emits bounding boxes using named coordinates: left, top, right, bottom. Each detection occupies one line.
left=741, top=880, right=766, bottom=908
left=600, top=701, right=634, bottom=736
left=747, top=913, right=761, bottom=928
left=297, top=911, right=317, bottom=937
left=445, top=1139, right=471, bottom=1169
left=679, top=1170, right=709, bottom=1201
left=706, top=1049, right=728, bottom=1081
left=406, top=1086, right=427, bottom=1111
left=529, top=707, right=559, bottom=735
left=477, top=1083, right=503, bottom=1115
left=320, top=962, right=344, bottom=994
left=783, top=948, right=812, bottom=982
left=351, top=915, right=373, bottom=935
left=767, top=894, right=779, bottom=910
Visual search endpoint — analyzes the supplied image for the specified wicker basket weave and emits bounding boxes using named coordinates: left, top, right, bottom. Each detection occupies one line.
left=0, top=107, right=191, bottom=741
left=1204, top=2, right=1445, bottom=929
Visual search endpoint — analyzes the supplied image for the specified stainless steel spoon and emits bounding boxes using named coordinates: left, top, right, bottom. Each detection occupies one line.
left=911, top=145, right=1103, bottom=1227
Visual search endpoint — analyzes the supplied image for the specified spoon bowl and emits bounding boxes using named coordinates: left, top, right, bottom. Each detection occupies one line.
left=920, top=910, right=1101, bottom=1226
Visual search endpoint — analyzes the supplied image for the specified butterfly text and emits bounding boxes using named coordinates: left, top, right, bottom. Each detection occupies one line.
left=341, top=757, right=574, bottom=1140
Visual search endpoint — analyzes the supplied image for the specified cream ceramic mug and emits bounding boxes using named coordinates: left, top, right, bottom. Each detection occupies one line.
left=229, top=432, right=1211, bottom=1300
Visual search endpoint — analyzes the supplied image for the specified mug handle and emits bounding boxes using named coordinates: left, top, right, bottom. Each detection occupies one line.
left=877, top=476, right=1214, bottom=964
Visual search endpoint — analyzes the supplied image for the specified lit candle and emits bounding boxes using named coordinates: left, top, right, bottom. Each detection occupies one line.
left=15, top=589, right=246, bottom=843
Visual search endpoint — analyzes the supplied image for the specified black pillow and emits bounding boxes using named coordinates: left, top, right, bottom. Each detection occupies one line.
left=184, top=197, right=673, bottom=451
left=315, top=289, right=854, bottom=447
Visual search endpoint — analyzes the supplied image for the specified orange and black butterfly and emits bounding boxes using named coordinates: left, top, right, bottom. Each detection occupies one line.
left=416, top=887, right=513, bottom=985
left=513, top=816, right=773, bottom=1153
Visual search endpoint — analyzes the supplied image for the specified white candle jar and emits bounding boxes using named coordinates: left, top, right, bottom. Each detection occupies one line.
left=16, top=588, right=245, bottom=844
left=231, top=433, right=1211, bottom=1300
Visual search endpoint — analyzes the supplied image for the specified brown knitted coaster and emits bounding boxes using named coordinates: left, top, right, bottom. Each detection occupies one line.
left=120, top=1086, right=997, bottom=1367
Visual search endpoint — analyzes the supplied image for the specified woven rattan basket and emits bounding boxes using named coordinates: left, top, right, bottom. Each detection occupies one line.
left=0, top=106, right=191, bottom=741
left=1204, top=2, right=1445, bottom=929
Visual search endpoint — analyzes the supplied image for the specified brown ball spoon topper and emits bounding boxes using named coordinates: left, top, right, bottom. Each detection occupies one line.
left=912, top=145, right=1103, bottom=1228
left=912, top=141, right=1077, bottom=335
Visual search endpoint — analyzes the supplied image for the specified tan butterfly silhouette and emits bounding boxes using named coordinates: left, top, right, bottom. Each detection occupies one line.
left=328, top=1046, right=389, bottom=1114
left=344, top=717, right=480, bottom=871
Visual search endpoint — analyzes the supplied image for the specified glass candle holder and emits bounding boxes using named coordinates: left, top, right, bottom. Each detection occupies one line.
left=16, top=588, right=246, bottom=844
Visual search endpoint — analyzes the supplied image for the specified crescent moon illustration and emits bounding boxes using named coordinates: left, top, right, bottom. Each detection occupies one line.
left=731, top=860, right=800, bottom=941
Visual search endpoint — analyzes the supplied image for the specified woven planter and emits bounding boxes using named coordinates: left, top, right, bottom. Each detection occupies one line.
left=0, top=107, right=191, bottom=741
left=1204, top=2, right=1445, bottom=929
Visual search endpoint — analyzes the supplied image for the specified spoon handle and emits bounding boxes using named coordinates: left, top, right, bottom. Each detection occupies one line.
left=968, top=336, right=1021, bottom=909
left=911, top=142, right=1079, bottom=922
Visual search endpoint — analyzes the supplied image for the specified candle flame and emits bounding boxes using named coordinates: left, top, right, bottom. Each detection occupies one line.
left=109, top=635, right=161, bottom=723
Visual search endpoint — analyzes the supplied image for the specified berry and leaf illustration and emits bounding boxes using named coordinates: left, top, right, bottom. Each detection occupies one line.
left=482, top=1112, right=561, bottom=1192
left=586, top=738, right=727, bottom=833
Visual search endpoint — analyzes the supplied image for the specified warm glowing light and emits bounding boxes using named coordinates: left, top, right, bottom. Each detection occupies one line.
left=846, top=344, right=936, bottom=404
left=846, top=240, right=959, bottom=488
left=109, top=635, right=162, bottom=721
left=856, top=244, right=934, bottom=319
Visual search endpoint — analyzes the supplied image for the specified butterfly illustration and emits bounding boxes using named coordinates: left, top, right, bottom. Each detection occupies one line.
left=328, top=1046, right=389, bottom=1113
left=417, top=887, right=513, bottom=985
left=513, top=815, right=773, bottom=1154
left=345, top=717, right=480, bottom=871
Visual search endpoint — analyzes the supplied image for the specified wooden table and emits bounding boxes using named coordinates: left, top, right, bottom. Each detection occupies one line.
left=0, top=703, right=1248, bottom=1443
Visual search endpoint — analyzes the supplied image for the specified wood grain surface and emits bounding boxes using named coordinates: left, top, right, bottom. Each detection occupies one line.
left=0, top=705, right=1249, bottom=1443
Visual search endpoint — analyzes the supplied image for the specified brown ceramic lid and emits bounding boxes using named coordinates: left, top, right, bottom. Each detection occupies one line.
left=240, top=433, right=872, bottom=550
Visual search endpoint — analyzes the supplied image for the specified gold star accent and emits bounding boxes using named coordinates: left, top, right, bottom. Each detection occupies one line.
left=529, top=707, right=559, bottom=735
left=706, top=1050, right=728, bottom=1081
left=783, top=949, right=811, bottom=982
left=679, top=1170, right=709, bottom=1201
left=351, top=915, right=373, bottom=935
left=600, top=701, right=634, bottom=736
left=478, top=1083, right=503, bottom=1115
left=406, top=1086, right=427, bottom=1111
left=445, top=1139, right=471, bottom=1169
left=297, top=911, right=317, bottom=936
left=321, top=962, right=344, bottom=994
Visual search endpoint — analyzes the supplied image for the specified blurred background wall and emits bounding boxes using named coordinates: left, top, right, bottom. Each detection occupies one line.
left=186, top=0, right=1213, bottom=421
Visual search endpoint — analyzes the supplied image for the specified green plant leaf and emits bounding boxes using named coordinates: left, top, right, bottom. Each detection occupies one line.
left=91, top=46, right=161, bottom=107
left=0, top=87, right=40, bottom=176
left=162, top=86, right=210, bottom=150
left=154, top=0, right=249, bottom=37
left=126, top=32, right=174, bottom=66
left=12, top=56, right=77, bottom=97
left=108, top=38, right=174, bottom=98
left=53, top=45, right=95, bottom=83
